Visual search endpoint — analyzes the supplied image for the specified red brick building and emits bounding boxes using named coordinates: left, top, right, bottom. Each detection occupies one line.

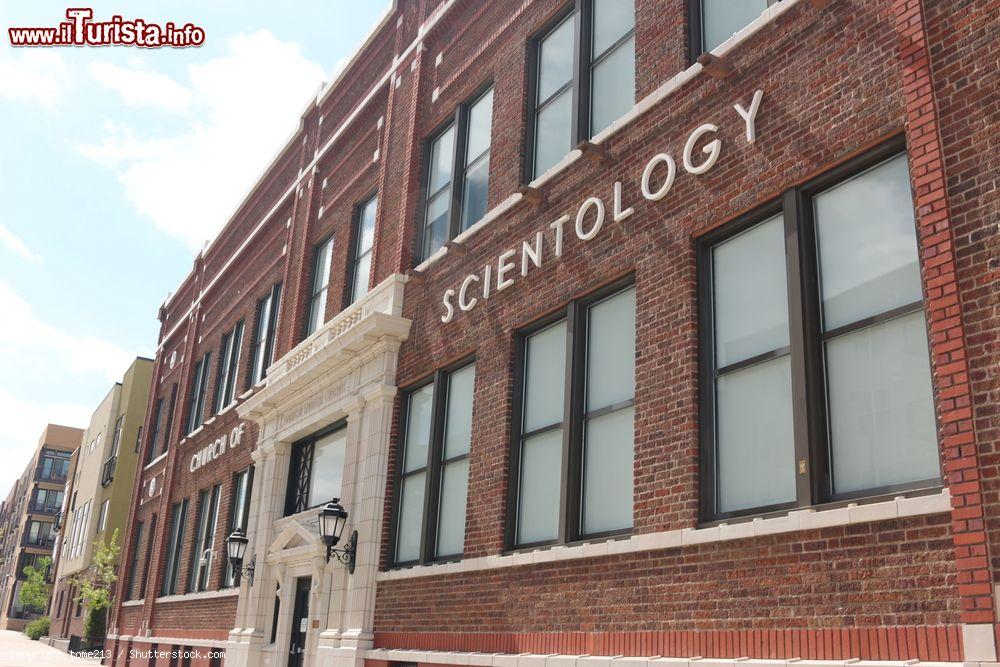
left=107, top=2, right=1000, bottom=667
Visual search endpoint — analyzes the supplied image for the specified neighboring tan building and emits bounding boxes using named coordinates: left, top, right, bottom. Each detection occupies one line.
left=0, top=424, right=80, bottom=630
left=49, top=357, right=153, bottom=650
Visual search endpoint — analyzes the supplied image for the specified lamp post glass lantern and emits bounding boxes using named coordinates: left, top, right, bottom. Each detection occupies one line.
left=318, top=499, right=357, bottom=574
left=226, top=528, right=255, bottom=584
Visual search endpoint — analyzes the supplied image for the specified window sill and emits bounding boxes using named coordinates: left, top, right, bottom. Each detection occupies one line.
left=143, top=452, right=168, bottom=471
left=155, top=588, right=239, bottom=604
left=376, top=487, right=950, bottom=582
left=120, top=599, right=144, bottom=607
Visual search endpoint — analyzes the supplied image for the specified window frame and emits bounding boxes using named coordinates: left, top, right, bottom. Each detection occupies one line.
left=697, top=136, right=942, bottom=523
left=686, top=0, right=779, bottom=63
left=416, top=82, right=495, bottom=263
left=146, top=398, right=164, bottom=464
left=388, top=358, right=476, bottom=567
left=304, top=236, right=334, bottom=338
left=223, top=466, right=254, bottom=587
left=345, top=192, right=379, bottom=306
left=186, top=353, right=212, bottom=435
left=214, top=320, right=245, bottom=413
left=161, top=500, right=188, bottom=596
left=124, top=521, right=144, bottom=600
left=284, top=421, right=348, bottom=516
left=249, top=283, right=282, bottom=388
left=505, top=277, right=636, bottom=550
left=189, top=484, right=221, bottom=592
left=524, top=0, right=636, bottom=182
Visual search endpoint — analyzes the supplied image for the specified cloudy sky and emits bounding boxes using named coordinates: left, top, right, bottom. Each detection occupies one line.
left=0, top=1, right=390, bottom=498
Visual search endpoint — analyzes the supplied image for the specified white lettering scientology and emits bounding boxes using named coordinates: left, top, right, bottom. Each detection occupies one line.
left=440, top=89, right=765, bottom=323
left=190, top=423, right=245, bottom=473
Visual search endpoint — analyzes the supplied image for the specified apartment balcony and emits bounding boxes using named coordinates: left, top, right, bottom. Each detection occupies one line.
left=101, top=455, right=117, bottom=486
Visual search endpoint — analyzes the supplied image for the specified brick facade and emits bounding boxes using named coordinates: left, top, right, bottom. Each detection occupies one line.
left=107, top=1, right=1000, bottom=666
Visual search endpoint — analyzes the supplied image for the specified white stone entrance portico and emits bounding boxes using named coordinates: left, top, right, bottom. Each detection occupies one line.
left=226, top=275, right=410, bottom=667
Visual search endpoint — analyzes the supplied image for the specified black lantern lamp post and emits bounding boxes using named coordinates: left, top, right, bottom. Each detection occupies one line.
left=226, top=528, right=255, bottom=585
left=318, top=499, right=357, bottom=574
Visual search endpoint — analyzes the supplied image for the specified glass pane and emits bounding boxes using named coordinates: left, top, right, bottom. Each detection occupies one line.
left=815, top=155, right=921, bottom=330
left=395, top=472, right=426, bottom=562
left=587, top=287, right=635, bottom=410
left=358, top=197, right=377, bottom=253
left=712, top=216, right=789, bottom=367
left=590, top=36, right=635, bottom=136
left=538, top=15, right=575, bottom=102
left=424, top=189, right=451, bottom=258
left=466, top=89, right=494, bottom=164
left=702, top=0, right=769, bottom=52
left=352, top=251, right=371, bottom=303
left=533, top=89, right=573, bottom=177
left=308, top=428, right=347, bottom=507
left=826, top=311, right=938, bottom=495
left=436, top=458, right=469, bottom=557
left=593, top=0, right=635, bottom=56
left=523, top=320, right=567, bottom=432
left=443, top=364, right=475, bottom=459
left=582, top=406, right=634, bottom=534
left=517, top=428, right=562, bottom=544
left=716, top=355, right=796, bottom=513
left=460, top=155, right=490, bottom=231
left=404, top=384, right=434, bottom=472
left=307, top=289, right=326, bottom=335
left=429, top=126, right=456, bottom=193
left=313, top=238, right=333, bottom=292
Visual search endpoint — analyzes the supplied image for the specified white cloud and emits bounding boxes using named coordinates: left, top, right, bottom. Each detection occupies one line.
left=78, top=30, right=326, bottom=251
left=0, top=279, right=135, bottom=498
left=0, top=224, right=43, bottom=262
left=0, top=47, right=69, bottom=109
left=0, top=279, right=133, bottom=382
left=88, top=60, right=194, bottom=113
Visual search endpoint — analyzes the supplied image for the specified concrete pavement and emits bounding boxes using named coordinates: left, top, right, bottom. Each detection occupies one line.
left=0, top=630, right=102, bottom=667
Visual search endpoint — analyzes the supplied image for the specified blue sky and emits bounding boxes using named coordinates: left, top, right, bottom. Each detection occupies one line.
left=0, top=1, right=390, bottom=497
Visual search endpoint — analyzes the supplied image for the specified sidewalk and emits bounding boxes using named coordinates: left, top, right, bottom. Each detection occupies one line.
left=0, top=630, right=102, bottom=666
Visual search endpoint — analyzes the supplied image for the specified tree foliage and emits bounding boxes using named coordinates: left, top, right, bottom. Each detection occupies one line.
left=19, top=556, right=52, bottom=613
left=71, top=529, right=120, bottom=640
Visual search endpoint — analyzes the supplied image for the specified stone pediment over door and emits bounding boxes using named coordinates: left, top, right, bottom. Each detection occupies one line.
left=267, top=515, right=323, bottom=564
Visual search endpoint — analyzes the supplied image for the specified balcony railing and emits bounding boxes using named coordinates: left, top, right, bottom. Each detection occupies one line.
left=101, top=455, right=117, bottom=486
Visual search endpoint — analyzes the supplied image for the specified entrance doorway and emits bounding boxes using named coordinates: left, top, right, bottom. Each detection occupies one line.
left=287, top=577, right=311, bottom=667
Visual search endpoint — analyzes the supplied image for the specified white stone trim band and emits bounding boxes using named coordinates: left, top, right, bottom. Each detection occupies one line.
left=365, top=648, right=964, bottom=667
left=378, top=489, right=950, bottom=582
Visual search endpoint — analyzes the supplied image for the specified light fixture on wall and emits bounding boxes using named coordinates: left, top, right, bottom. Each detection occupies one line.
left=225, top=528, right=255, bottom=585
left=318, top=499, right=356, bottom=574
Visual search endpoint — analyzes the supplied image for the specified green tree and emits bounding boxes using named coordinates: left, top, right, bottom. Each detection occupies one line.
left=71, top=529, right=120, bottom=641
left=19, top=556, right=52, bottom=613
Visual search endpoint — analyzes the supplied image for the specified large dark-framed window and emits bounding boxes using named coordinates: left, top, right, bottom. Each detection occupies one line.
left=161, top=499, right=188, bottom=596
left=189, top=484, right=221, bottom=592
left=688, top=0, right=777, bottom=58
left=698, top=138, right=940, bottom=523
left=31, top=488, right=63, bottom=513
left=418, top=84, right=495, bottom=261
left=38, top=448, right=71, bottom=481
left=124, top=521, right=143, bottom=600
left=223, top=466, right=254, bottom=587
left=305, top=236, right=334, bottom=338
left=390, top=361, right=476, bottom=566
left=284, top=423, right=347, bottom=516
left=347, top=194, right=378, bottom=305
left=186, top=353, right=212, bottom=434
left=526, top=0, right=635, bottom=180
left=138, top=514, right=157, bottom=599
left=146, top=397, right=165, bottom=464
left=507, top=280, right=636, bottom=549
left=214, top=321, right=244, bottom=413
left=249, top=283, right=282, bottom=387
